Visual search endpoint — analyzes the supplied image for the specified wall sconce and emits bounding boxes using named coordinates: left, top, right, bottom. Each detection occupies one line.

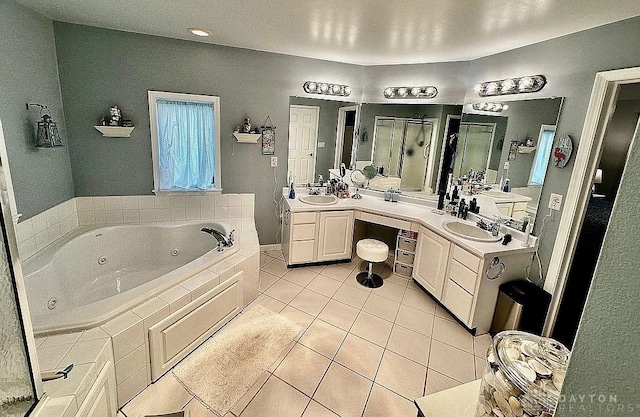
left=472, top=102, right=509, bottom=112
left=303, top=81, right=352, bottom=97
left=26, top=103, right=63, bottom=147
left=474, top=75, right=546, bottom=97
left=383, top=86, right=438, bottom=99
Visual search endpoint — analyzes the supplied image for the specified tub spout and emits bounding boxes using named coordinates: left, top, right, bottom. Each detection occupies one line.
left=201, top=227, right=235, bottom=251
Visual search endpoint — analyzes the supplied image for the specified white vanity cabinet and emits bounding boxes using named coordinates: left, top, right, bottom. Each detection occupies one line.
left=282, top=204, right=354, bottom=265
left=317, top=210, right=354, bottom=261
left=495, top=201, right=528, bottom=220
left=442, top=244, right=531, bottom=334
left=413, top=226, right=451, bottom=300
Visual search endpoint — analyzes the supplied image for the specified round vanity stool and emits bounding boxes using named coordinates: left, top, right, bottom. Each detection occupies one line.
left=355, top=238, right=388, bottom=289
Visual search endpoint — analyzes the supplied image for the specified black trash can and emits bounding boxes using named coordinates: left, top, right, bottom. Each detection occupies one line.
left=490, top=280, right=551, bottom=335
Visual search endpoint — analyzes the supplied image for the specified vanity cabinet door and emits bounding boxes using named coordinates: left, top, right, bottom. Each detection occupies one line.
left=413, top=226, right=451, bottom=300
left=317, top=210, right=354, bottom=262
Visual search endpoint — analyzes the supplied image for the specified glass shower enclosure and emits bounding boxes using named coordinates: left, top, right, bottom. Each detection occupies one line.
left=372, top=117, right=435, bottom=190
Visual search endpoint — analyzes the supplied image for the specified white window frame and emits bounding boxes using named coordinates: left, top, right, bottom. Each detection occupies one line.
left=148, top=90, right=222, bottom=194
left=528, top=124, right=556, bottom=186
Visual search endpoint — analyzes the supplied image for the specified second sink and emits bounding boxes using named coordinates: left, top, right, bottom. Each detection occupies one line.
left=442, top=220, right=501, bottom=242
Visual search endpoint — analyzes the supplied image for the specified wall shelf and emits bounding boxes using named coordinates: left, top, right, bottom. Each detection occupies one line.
left=94, top=126, right=135, bottom=137
left=517, top=146, right=537, bottom=154
left=233, top=132, right=261, bottom=143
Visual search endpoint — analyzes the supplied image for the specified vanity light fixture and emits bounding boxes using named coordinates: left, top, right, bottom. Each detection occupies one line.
left=188, top=28, right=211, bottom=37
left=472, top=102, right=509, bottom=112
left=26, top=103, right=63, bottom=147
left=383, top=86, right=438, bottom=99
left=303, top=81, right=351, bottom=97
left=474, top=75, right=546, bottom=97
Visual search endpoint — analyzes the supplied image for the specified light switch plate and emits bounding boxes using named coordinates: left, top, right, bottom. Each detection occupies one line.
left=317, top=142, right=325, bottom=148
left=504, top=161, right=510, bottom=170
left=270, top=157, right=278, bottom=167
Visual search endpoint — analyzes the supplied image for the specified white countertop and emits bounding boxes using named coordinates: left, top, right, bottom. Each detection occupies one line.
left=285, top=190, right=536, bottom=258
left=414, top=380, right=481, bottom=417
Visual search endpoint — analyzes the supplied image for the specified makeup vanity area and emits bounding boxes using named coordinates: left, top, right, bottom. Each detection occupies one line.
left=281, top=189, right=536, bottom=335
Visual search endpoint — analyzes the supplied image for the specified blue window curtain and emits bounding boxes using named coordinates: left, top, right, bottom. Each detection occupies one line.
left=529, top=129, right=555, bottom=185
left=156, top=99, right=215, bottom=190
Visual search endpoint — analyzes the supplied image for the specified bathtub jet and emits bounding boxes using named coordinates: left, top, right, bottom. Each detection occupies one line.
left=201, top=227, right=235, bottom=251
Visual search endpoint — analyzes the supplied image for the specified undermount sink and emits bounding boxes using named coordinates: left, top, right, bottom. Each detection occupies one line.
left=442, top=221, right=501, bottom=242
left=298, top=194, right=339, bottom=206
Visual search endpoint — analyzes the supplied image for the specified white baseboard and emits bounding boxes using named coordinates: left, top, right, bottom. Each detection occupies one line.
left=260, top=244, right=282, bottom=252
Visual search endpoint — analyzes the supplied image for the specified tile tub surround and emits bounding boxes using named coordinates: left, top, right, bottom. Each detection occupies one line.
left=15, top=193, right=255, bottom=261
left=34, top=328, right=114, bottom=417
left=118, top=250, right=491, bottom=417
left=31, top=215, right=260, bottom=410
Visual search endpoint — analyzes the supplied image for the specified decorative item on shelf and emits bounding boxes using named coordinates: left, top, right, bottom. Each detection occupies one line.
left=553, top=134, right=573, bottom=168
left=26, top=103, right=64, bottom=147
left=303, top=81, right=352, bottom=97
left=243, top=117, right=251, bottom=133
left=383, top=86, right=438, bottom=99
left=508, top=141, right=519, bottom=161
left=94, top=105, right=135, bottom=137
left=517, top=145, right=537, bottom=154
left=472, top=102, right=509, bottom=112
left=261, top=116, right=276, bottom=155
left=474, top=75, right=546, bottom=97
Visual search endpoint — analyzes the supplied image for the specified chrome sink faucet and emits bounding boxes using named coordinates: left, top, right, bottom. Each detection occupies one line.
left=490, top=215, right=505, bottom=237
left=201, top=227, right=235, bottom=251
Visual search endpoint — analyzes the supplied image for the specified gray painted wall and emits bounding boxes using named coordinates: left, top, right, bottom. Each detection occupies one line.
left=53, top=22, right=364, bottom=244
left=0, top=2, right=74, bottom=219
left=555, top=124, right=640, bottom=417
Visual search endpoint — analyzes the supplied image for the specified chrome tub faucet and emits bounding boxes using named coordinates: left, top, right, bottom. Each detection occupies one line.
left=201, top=227, right=235, bottom=251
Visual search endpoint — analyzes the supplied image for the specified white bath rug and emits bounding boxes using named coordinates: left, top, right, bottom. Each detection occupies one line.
left=172, top=305, right=302, bottom=416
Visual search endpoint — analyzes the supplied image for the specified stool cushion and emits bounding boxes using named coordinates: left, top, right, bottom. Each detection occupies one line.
left=356, top=239, right=389, bottom=263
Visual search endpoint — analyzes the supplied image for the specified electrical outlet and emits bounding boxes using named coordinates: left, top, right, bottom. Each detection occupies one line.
left=549, top=193, right=563, bottom=210
left=504, top=161, right=510, bottom=170
left=270, top=157, right=278, bottom=167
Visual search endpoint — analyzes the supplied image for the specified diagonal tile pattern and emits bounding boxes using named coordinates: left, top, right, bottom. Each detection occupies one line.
left=124, top=249, right=488, bottom=417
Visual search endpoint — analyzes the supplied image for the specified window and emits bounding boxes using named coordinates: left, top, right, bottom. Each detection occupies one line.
left=148, top=91, right=221, bottom=192
left=528, top=125, right=556, bottom=186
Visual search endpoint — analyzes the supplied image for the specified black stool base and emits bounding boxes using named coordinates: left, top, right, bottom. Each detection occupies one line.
left=356, top=271, right=384, bottom=289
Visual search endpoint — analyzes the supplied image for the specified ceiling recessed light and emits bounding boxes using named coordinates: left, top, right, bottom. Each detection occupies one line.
left=188, top=28, right=211, bottom=37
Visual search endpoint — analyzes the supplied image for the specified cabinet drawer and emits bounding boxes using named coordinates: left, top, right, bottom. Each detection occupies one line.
left=394, top=262, right=413, bottom=277
left=292, top=212, right=317, bottom=224
left=397, top=237, right=417, bottom=252
left=449, top=259, right=477, bottom=294
left=360, top=211, right=411, bottom=230
left=443, top=279, right=473, bottom=323
left=452, top=245, right=481, bottom=272
left=513, top=201, right=528, bottom=212
left=292, top=223, right=316, bottom=240
left=396, top=250, right=415, bottom=265
left=290, top=240, right=315, bottom=263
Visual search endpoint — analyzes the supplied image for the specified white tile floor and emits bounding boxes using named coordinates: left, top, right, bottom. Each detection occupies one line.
left=121, top=250, right=493, bottom=417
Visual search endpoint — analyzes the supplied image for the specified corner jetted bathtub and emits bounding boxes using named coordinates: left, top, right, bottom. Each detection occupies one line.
left=23, top=221, right=237, bottom=335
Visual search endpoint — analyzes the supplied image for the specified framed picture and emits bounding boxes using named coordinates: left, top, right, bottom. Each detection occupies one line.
left=508, top=141, right=519, bottom=161
left=261, top=127, right=275, bottom=155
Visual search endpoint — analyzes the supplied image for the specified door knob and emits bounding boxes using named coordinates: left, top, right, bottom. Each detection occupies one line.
left=308, top=153, right=314, bottom=157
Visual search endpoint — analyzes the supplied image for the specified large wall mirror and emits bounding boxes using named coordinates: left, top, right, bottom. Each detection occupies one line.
left=444, top=97, right=564, bottom=225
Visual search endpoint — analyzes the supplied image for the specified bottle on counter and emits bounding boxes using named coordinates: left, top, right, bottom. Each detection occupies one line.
left=243, top=118, right=251, bottom=133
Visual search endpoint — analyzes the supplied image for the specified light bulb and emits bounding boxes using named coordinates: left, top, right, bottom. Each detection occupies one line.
left=331, top=84, right=341, bottom=94
left=410, top=87, right=422, bottom=97
left=502, top=104, right=509, bottom=111
left=383, top=88, right=394, bottom=98
left=397, top=87, right=408, bottom=97
left=319, top=83, right=329, bottom=93
left=343, top=86, right=352, bottom=96
left=486, top=82, right=499, bottom=95
left=425, top=86, right=437, bottom=97
left=501, top=79, right=516, bottom=93
left=306, top=82, right=317, bottom=92
left=518, top=76, right=534, bottom=91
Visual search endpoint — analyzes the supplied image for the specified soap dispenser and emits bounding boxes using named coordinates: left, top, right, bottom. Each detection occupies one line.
left=288, top=182, right=296, bottom=199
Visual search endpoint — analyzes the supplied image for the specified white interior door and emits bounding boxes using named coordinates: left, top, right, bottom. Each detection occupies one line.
left=288, top=106, right=319, bottom=185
